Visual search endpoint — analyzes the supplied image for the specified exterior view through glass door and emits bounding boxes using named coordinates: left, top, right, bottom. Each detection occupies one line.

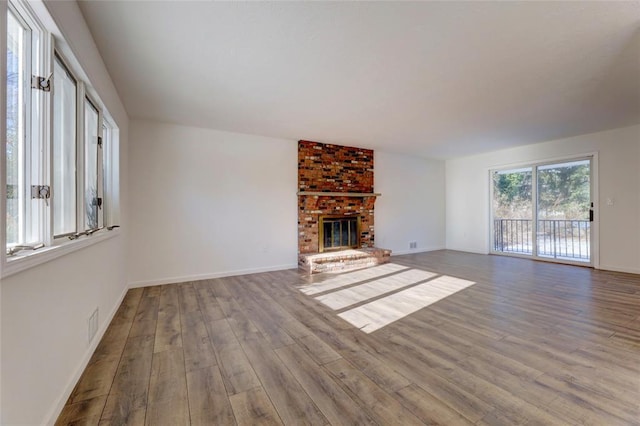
left=492, top=158, right=592, bottom=265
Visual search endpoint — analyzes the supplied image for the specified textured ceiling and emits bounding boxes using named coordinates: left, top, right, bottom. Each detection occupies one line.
left=78, top=1, right=640, bottom=158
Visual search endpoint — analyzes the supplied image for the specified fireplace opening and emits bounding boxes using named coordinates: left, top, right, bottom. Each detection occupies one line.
left=319, top=215, right=361, bottom=252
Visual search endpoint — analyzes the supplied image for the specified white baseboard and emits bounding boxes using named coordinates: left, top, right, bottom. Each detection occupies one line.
left=128, top=263, right=299, bottom=288
left=43, top=284, right=129, bottom=426
left=597, top=264, right=640, bottom=275
left=444, top=246, right=490, bottom=255
left=391, top=246, right=446, bottom=256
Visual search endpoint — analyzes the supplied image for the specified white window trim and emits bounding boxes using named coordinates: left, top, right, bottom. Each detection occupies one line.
left=1, top=0, right=121, bottom=279
left=2, top=229, right=120, bottom=278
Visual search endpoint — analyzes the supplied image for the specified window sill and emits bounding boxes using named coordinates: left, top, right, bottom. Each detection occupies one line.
left=1, top=229, right=121, bottom=279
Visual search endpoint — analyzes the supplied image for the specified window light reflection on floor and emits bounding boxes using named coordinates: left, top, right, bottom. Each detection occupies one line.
left=299, top=263, right=408, bottom=296
left=316, top=269, right=438, bottom=310
left=300, top=264, right=475, bottom=333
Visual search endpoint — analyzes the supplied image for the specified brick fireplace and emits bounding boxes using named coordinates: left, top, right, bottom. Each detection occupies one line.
left=298, top=140, right=390, bottom=273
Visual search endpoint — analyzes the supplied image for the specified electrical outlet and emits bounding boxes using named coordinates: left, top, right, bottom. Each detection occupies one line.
left=409, top=241, right=417, bottom=249
left=88, top=308, right=99, bottom=344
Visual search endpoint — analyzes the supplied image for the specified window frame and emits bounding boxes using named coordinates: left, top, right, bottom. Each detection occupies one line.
left=2, top=2, right=49, bottom=247
left=1, top=0, right=121, bottom=278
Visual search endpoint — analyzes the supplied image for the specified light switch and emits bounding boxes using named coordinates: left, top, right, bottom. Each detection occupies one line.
left=606, top=198, right=614, bottom=206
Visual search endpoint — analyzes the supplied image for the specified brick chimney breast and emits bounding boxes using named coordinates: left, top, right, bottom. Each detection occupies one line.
left=297, top=141, right=376, bottom=254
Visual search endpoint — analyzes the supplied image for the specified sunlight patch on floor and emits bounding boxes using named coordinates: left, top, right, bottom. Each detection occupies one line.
left=299, top=263, right=408, bottom=295
left=338, top=275, right=475, bottom=333
left=315, top=269, right=437, bottom=310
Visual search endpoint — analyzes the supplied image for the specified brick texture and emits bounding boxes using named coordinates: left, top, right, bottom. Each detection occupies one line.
left=298, top=140, right=377, bottom=254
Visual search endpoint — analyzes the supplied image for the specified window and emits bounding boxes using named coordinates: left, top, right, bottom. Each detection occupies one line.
left=52, top=54, right=76, bottom=236
left=83, top=96, right=101, bottom=230
left=102, top=122, right=110, bottom=226
left=3, top=0, right=120, bottom=274
left=6, top=8, right=27, bottom=246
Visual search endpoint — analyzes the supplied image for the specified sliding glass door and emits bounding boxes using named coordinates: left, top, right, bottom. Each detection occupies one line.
left=492, top=157, right=593, bottom=265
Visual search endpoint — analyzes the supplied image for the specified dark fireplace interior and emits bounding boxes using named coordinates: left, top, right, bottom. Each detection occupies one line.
left=319, top=215, right=361, bottom=252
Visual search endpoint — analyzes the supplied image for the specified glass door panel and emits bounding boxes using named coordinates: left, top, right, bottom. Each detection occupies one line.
left=492, top=167, right=533, bottom=255
left=536, top=160, right=591, bottom=263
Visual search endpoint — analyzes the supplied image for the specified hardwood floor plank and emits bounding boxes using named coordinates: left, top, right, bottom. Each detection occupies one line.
left=244, top=276, right=313, bottom=339
left=206, top=317, right=261, bottom=395
left=571, top=342, right=640, bottom=375
left=224, top=278, right=296, bottom=348
left=109, top=288, right=144, bottom=329
left=324, top=358, right=423, bottom=425
left=211, top=280, right=266, bottom=342
left=186, top=366, right=236, bottom=426
left=536, top=373, right=640, bottom=425
left=145, top=349, right=190, bottom=426
left=215, top=282, right=328, bottom=424
left=55, top=395, right=107, bottom=426
left=294, top=333, right=342, bottom=366
left=180, top=310, right=217, bottom=373
left=207, top=278, right=237, bottom=317
left=193, top=281, right=226, bottom=323
left=558, top=361, right=640, bottom=404
left=385, top=317, right=612, bottom=425
left=206, top=318, right=241, bottom=353
left=265, top=280, right=412, bottom=392
left=154, top=285, right=183, bottom=353
left=274, top=343, right=376, bottom=425
left=377, top=337, right=494, bottom=423
left=68, top=354, right=121, bottom=404
left=178, top=282, right=200, bottom=314
left=100, top=335, right=154, bottom=426
left=240, top=339, right=328, bottom=425
left=229, top=387, right=283, bottom=426
left=395, top=384, right=474, bottom=426
left=129, top=289, right=160, bottom=338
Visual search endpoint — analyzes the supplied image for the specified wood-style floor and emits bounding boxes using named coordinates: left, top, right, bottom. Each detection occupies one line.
left=56, top=250, right=640, bottom=425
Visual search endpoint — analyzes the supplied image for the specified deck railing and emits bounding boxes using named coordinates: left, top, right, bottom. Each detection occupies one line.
left=494, top=219, right=590, bottom=260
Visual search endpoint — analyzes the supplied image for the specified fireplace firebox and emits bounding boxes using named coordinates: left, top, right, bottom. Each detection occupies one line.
left=319, top=215, right=361, bottom=252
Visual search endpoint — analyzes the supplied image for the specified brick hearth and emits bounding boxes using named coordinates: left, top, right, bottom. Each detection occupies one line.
left=299, top=248, right=391, bottom=274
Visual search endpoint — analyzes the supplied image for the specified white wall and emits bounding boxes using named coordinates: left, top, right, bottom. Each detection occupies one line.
left=376, top=152, right=446, bottom=254
left=446, top=125, right=640, bottom=274
left=0, top=1, right=129, bottom=424
left=128, top=120, right=299, bottom=286
left=128, top=121, right=447, bottom=284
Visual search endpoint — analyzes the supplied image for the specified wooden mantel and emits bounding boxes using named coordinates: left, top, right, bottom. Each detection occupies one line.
left=297, top=191, right=382, bottom=197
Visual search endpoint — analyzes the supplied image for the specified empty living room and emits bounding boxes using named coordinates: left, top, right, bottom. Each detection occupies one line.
left=1, top=1, right=639, bottom=425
